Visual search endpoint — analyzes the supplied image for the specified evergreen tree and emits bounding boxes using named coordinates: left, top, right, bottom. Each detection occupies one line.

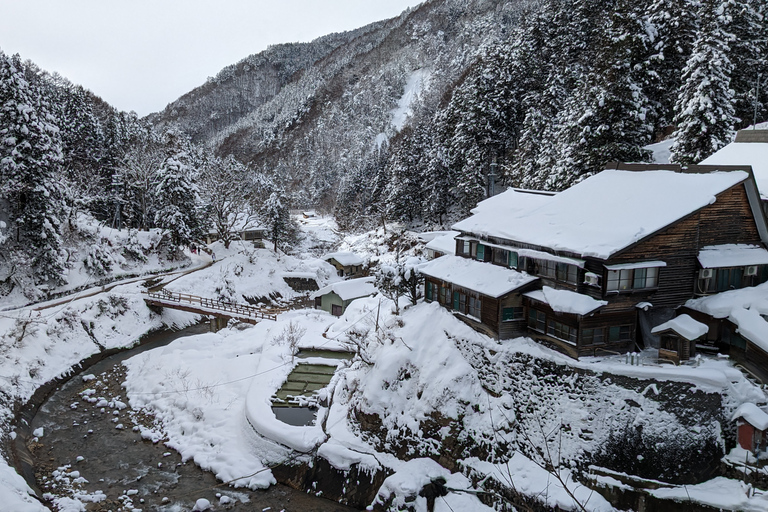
left=385, top=126, right=426, bottom=222
left=556, top=0, right=654, bottom=181
left=646, top=0, right=699, bottom=132
left=260, top=188, right=294, bottom=253
left=153, top=155, right=203, bottom=256
left=729, top=0, right=768, bottom=127
left=0, top=52, right=66, bottom=286
left=670, top=0, right=738, bottom=164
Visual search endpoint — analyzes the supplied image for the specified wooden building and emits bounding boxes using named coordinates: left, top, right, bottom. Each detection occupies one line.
left=701, top=129, right=768, bottom=218
left=650, top=314, right=708, bottom=364
left=425, top=165, right=768, bottom=358
left=323, top=252, right=365, bottom=278
left=312, top=277, right=376, bottom=316
left=733, top=403, right=768, bottom=454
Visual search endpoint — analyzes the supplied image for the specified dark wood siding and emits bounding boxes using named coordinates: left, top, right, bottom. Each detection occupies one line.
left=499, top=293, right=526, bottom=339
left=603, top=183, right=764, bottom=310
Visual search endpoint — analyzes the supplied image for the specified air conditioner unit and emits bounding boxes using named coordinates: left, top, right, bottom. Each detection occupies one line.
left=699, top=268, right=714, bottom=279
left=584, top=274, right=599, bottom=286
left=745, top=265, right=759, bottom=276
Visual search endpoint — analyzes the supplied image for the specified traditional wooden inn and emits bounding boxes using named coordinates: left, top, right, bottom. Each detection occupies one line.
left=702, top=129, right=768, bottom=218
left=421, top=164, right=768, bottom=359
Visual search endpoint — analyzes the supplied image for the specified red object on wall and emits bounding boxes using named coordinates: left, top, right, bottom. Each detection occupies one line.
left=738, top=422, right=756, bottom=451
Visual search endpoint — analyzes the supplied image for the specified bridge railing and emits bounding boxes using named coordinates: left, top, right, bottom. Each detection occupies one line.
left=143, top=290, right=286, bottom=321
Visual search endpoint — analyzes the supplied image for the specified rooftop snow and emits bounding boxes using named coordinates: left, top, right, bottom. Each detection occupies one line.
left=453, top=169, right=748, bottom=260
left=524, top=286, right=607, bottom=316
left=425, top=233, right=457, bottom=256
left=733, top=403, right=768, bottom=430
left=651, top=314, right=709, bottom=341
left=697, top=244, right=768, bottom=268
left=700, top=142, right=768, bottom=200
left=312, top=277, right=376, bottom=301
left=685, top=282, right=768, bottom=352
left=419, top=256, right=537, bottom=298
left=323, top=251, right=364, bottom=267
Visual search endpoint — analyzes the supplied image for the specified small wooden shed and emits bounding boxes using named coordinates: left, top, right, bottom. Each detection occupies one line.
left=651, top=314, right=709, bottom=364
left=733, top=403, right=768, bottom=454
left=323, top=251, right=365, bottom=277
left=311, top=277, right=376, bottom=316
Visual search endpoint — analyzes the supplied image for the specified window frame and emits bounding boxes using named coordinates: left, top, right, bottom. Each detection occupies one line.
left=605, top=266, right=659, bottom=293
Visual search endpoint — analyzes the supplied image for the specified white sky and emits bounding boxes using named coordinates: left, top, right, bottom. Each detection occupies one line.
left=0, top=1, right=422, bottom=116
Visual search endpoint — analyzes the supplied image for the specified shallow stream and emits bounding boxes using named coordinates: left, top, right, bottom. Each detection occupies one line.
left=17, top=323, right=357, bottom=511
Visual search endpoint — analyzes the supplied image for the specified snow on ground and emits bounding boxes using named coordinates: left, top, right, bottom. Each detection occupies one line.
left=391, top=68, right=431, bottom=131
left=0, top=282, right=195, bottom=511
left=649, top=476, right=768, bottom=511
left=1, top=213, right=192, bottom=310
left=465, top=455, right=614, bottom=511
left=292, top=213, right=340, bottom=257
left=164, top=240, right=338, bottom=304
left=123, top=307, right=350, bottom=485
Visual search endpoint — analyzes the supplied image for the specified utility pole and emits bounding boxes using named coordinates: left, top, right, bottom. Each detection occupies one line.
left=488, top=157, right=498, bottom=198
left=754, top=72, right=762, bottom=129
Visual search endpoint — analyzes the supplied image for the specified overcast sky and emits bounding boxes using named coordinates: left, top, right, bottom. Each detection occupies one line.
left=0, top=1, right=422, bottom=116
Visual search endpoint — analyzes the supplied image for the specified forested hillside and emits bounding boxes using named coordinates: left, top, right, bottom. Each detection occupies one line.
left=150, top=0, right=767, bottom=230
left=3, top=0, right=767, bottom=300
left=0, top=51, right=287, bottom=301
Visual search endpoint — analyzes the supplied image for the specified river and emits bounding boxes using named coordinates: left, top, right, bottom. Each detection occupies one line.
left=16, top=323, right=358, bottom=511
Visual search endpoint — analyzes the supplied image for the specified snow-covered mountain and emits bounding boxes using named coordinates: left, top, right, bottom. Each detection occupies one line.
left=147, top=0, right=767, bottom=228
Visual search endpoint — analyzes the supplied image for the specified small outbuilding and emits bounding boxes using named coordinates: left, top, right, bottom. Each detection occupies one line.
left=323, top=251, right=365, bottom=277
left=312, top=277, right=377, bottom=316
left=425, top=232, right=458, bottom=260
left=733, top=403, right=768, bottom=454
left=651, top=314, right=709, bottom=364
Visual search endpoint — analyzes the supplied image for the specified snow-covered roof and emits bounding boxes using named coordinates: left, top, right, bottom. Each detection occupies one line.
left=651, top=314, right=709, bottom=341
left=700, top=141, right=768, bottom=200
left=685, top=282, right=768, bottom=352
left=733, top=403, right=768, bottom=430
left=281, top=271, right=317, bottom=279
left=425, top=233, right=457, bottom=256
left=523, top=286, right=607, bottom=316
left=698, top=244, right=768, bottom=268
left=323, top=251, right=364, bottom=267
left=419, top=256, right=537, bottom=298
left=453, top=169, right=749, bottom=260
left=312, top=277, right=376, bottom=301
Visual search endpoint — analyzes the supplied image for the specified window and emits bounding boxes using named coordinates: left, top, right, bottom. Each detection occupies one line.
left=439, top=285, right=450, bottom=305
left=494, top=248, right=509, bottom=266
left=608, top=325, right=632, bottom=342
left=701, top=267, right=759, bottom=293
left=528, top=309, right=546, bottom=332
left=502, top=307, right=525, bottom=321
left=581, top=328, right=605, bottom=345
left=533, top=259, right=577, bottom=284
left=469, top=296, right=482, bottom=318
left=547, top=320, right=577, bottom=344
left=426, top=281, right=438, bottom=301
left=462, top=240, right=471, bottom=255
left=509, top=251, right=518, bottom=269
left=453, top=291, right=467, bottom=312
left=314, top=296, right=322, bottom=308
left=331, top=304, right=342, bottom=316
left=476, top=243, right=485, bottom=261
left=606, top=267, right=659, bottom=292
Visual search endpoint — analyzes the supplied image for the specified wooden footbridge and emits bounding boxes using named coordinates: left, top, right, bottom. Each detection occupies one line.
left=142, top=289, right=286, bottom=325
